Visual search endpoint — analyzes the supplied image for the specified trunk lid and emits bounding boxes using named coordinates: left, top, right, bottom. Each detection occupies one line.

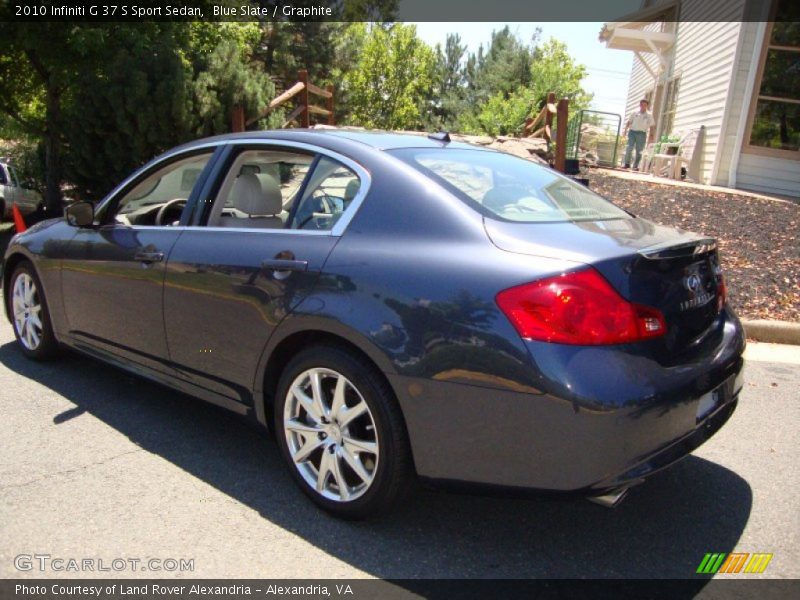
left=484, top=217, right=725, bottom=351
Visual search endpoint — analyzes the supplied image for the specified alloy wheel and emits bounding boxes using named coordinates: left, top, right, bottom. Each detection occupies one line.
left=12, top=272, right=43, bottom=351
left=283, top=367, right=379, bottom=502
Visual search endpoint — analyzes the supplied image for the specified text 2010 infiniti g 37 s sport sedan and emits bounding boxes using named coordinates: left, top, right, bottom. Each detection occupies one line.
left=3, top=129, right=745, bottom=518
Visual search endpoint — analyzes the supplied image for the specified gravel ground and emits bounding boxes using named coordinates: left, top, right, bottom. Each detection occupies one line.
left=589, top=170, right=800, bottom=322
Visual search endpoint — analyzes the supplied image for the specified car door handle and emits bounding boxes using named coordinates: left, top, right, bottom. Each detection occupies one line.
left=261, top=258, right=309, bottom=272
left=134, top=251, right=165, bottom=264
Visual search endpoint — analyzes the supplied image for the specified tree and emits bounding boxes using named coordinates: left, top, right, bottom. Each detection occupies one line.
left=0, top=21, right=110, bottom=212
left=529, top=38, right=592, bottom=112
left=470, top=26, right=538, bottom=102
left=341, top=24, right=437, bottom=130
left=63, top=28, right=193, bottom=200
left=62, top=22, right=274, bottom=201
left=458, top=36, right=592, bottom=136
left=193, top=37, right=276, bottom=136
left=430, top=34, right=467, bottom=129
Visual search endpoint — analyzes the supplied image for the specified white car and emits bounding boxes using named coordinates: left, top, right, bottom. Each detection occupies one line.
left=0, top=161, right=43, bottom=221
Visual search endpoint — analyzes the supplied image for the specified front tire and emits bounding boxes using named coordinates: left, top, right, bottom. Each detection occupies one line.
left=7, top=261, right=59, bottom=360
left=274, top=345, right=412, bottom=519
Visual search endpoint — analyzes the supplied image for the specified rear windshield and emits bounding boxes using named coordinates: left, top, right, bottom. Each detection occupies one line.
left=390, top=148, right=631, bottom=223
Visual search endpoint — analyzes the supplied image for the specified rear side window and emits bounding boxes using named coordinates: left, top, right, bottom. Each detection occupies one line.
left=290, top=156, right=361, bottom=231
left=391, top=148, right=630, bottom=223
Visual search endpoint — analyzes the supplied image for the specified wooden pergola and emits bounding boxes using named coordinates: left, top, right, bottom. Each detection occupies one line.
left=231, top=69, right=334, bottom=132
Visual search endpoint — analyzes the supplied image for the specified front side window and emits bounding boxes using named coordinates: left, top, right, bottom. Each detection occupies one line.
left=110, top=152, right=214, bottom=226
left=747, top=0, right=800, bottom=152
left=391, top=148, right=630, bottom=223
left=7, top=165, right=20, bottom=187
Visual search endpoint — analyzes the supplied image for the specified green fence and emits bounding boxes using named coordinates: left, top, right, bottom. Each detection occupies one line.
left=566, top=110, right=623, bottom=168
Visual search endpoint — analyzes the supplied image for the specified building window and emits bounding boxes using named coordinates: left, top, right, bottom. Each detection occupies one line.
left=662, top=76, right=681, bottom=136
left=746, top=0, right=800, bottom=154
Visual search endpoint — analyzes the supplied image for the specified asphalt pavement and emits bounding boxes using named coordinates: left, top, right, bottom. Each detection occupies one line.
left=0, top=311, right=797, bottom=580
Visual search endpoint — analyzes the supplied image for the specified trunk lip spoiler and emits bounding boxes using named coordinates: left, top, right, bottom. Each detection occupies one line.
left=638, top=238, right=717, bottom=260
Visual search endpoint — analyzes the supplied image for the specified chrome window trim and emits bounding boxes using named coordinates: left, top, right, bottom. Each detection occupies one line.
left=95, top=142, right=221, bottom=218
left=95, top=139, right=372, bottom=238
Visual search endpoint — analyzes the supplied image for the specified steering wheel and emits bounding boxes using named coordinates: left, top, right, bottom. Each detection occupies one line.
left=155, top=198, right=186, bottom=226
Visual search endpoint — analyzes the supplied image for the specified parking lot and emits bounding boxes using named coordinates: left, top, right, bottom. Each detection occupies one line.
left=0, top=313, right=798, bottom=580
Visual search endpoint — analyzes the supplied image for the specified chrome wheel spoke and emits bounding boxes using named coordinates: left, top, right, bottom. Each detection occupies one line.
left=285, top=418, right=323, bottom=436
left=341, top=445, right=371, bottom=483
left=331, top=451, right=350, bottom=501
left=294, top=437, right=324, bottom=464
left=343, top=436, right=377, bottom=456
left=28, top=312, right=42, bottom=330
left=339, top=400, right=368, bottom=429
left=27, top=324, right=39, bottom=348
left=12, top=295, right=25, bottom=317
left=292, top=386, right=322, bottom=423
left=330, top=376, right=347, bottom=419
left=309, top=370, right=329, bottom=421
left=24, top=277, right=33, bottom=303
left=316, top=449, right=333, bottom=492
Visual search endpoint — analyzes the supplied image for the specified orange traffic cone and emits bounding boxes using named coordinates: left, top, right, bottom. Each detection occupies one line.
left=12, top=203, right=27, bottom=233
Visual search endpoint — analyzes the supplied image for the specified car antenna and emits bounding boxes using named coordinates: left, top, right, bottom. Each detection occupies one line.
left=428, top=131, right=451, bottom=143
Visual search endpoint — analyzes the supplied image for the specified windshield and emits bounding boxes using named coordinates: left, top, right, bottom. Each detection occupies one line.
left=390, top=148, right=631, bottom=223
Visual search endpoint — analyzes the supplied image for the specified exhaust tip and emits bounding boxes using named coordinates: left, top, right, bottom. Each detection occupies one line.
left=588, top=487, right=629, bottom=508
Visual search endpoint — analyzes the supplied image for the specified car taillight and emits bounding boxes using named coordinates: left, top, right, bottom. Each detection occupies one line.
left=496, top=267, right=666, bottom=345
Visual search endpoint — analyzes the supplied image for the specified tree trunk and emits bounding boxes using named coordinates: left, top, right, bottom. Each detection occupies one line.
left=43, top=84, right=63, bottom=216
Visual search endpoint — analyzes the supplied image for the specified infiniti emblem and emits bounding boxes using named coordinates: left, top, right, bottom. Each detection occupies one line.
left=685, top=273, right=702, bottom=294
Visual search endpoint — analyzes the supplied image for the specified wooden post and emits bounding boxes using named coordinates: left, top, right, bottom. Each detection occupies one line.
left=231, top=104, right=245, bottom=133
left=544, top=92, right=555, bottom=144
left=555, top=98, right=569, bottom=173
left=523, top=117, right=533, bottom=136
left=326, top=84, right=335, bottom=125
left=298, top=69, right=311, bottom=128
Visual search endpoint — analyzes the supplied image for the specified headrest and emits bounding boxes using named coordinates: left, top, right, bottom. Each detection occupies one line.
left=344, top=179, right=360, bottom=202
left=231, top=173, right=282, bottom=216
left=482, top=185, right=528, bottom=212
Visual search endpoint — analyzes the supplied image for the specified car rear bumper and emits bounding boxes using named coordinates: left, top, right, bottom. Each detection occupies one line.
left=390, top=307, right=745, bottom=492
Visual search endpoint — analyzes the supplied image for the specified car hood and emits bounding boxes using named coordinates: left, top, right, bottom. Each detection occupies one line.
left=483, top=216, right=709, bottom=264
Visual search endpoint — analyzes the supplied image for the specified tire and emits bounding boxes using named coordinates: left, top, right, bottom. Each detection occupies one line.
left=273, top=344, right=413, bottom=519
left=7, top=261, right=59, bottom=360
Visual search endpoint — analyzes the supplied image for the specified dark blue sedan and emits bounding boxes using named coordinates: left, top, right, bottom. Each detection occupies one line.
left=2, top=130, right=745, bottom=518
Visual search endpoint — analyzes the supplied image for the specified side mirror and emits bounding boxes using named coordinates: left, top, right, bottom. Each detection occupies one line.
left=65, top=201, right=94, bottom=227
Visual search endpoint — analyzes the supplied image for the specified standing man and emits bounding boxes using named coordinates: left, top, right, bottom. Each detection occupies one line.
left=623, top=99, right=655, bottom=170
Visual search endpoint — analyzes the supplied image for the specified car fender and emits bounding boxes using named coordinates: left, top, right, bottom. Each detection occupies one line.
left=3, top=219, right=75, bottom=336
left=251, top=308, right=399, bottom=427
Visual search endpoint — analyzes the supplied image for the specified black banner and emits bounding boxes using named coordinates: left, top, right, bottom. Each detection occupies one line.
left=0, top=0, right=789, bottom=23
left=2, top=579, right=800, bottom=600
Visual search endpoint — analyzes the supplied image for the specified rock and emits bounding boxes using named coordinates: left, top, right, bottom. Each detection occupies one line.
left=456, top=135, right=493, bottom=145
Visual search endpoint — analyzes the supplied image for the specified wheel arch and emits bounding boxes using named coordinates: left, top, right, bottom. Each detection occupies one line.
left=255, top=322, right=401, bottom=434
left=2, top=252, right=30, bottom=321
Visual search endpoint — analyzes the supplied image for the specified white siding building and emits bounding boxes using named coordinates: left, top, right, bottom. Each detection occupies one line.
left=600, top=0, right=799, bottom=198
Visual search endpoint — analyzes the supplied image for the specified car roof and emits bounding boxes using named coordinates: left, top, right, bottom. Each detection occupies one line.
left=176, top=128, right=485, bottom=154
left=306, top=129, right=481, bottom=150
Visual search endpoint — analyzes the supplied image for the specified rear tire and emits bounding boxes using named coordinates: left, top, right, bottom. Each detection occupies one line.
left=7, top=261, right=59, bottom=360
left=274, top=344, right=412, bottom=519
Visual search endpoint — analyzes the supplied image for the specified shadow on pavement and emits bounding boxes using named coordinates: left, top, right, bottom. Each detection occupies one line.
left=0, top=340, right=752, bottom=580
